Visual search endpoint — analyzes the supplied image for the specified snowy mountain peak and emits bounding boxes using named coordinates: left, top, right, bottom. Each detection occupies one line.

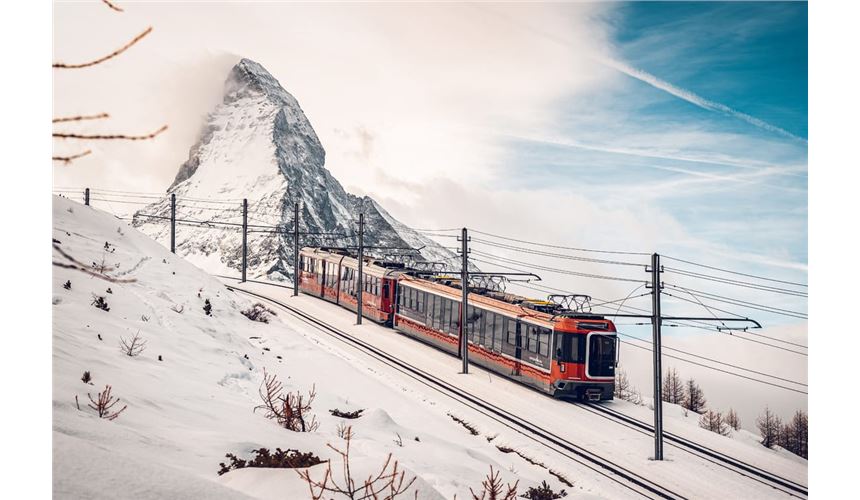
left=136, top=58, right=453, bottom=281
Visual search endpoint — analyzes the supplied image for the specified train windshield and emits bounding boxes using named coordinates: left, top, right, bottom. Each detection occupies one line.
left=588, top=334, right=616, bottom=377
left=555, top=334, right=586, bottom=363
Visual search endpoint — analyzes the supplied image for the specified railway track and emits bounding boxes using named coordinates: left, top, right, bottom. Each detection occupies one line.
left=576, top=404, right=808, bottom=498
left=227, top=284, right=685, bottom=500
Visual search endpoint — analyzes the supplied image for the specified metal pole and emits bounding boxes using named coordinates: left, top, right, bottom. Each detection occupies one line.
left=651, top=252, right=664, bottom=460
left=293, top=202, right=299, bottom=297
left=241, top=198, right=248, bottom=283
left=357, top=213, right=364, bottom=325
left=84, top=188, right=90, bottom=206
left=460, top=227, right=470, bottom=374
left=170, top=193, right=176, bottom=254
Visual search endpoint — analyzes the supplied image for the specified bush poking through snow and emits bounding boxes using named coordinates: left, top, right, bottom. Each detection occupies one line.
left=447, top=412, right=480, bottom=436
left=85, top=385, right=127, bottom=421
left=217, top=448, right=323, bottom=476
left=91, top=295, right=110, bottom=312
left=254, top=368, right=319, bottom=432
left=203, top=299, right=213, bottom=316
left=119, top=331, right=147, bottom=357
left=520, top=481, right=568, bottom=500
left=470, top=466, right=518, bottom=500
left=336, top=422, right=354, bottom=440
left=63, top=280, right=71, bottom=290
left=298, top=431, right=416, bottom=499
left=241, top=303, right=277, bottom=323
left=329, top=408, right=364, bottom=419
left=81, top=371, right=92, bottom=384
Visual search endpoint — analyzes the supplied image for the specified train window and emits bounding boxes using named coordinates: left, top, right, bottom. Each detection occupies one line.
left=433, top=296, right=443, bottom=330
left=484, top=313, right=494, bottom=349
left=417, top=291, right=425, bottom=314
left=505, top=319, right=516, bottom=345
left=527, top=325, right=539, bottom=353
left=539, top=328, right=550, bottom=357
left=425, top=293, right=435, bottom=325
left=493, top=316, right=504, bottom=352
left=443, top=299, right=454, bottom=334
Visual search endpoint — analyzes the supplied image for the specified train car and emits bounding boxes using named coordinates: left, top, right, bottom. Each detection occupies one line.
left=298, top=247, right=618, bottom=401
left=298, top=247, right=400, bottom=325
left=392, top=276, right=618, bottom=401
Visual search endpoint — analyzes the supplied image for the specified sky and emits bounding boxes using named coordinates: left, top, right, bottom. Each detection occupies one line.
left=53, top=1, right=807, bottom=429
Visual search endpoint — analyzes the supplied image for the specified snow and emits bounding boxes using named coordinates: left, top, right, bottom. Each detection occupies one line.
left=51, top=196, right=568, bottom=499
left=53, top=196, right=806, bottom=499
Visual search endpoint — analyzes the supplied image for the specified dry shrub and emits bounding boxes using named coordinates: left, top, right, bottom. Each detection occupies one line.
left=470, top=466, right=518, bottom=500
left=241, top=302, right=277, bottom=323
left=330, top=408, right=365, bottom=419
left=119, top=331, right=147, bottom=357
left=254, top=368, right=319, bottom=432
left=85, top=385, right=127, bottom=421
left=298, top=431, right=416, bottom=499
left=217, top=447, right=323, bottom=476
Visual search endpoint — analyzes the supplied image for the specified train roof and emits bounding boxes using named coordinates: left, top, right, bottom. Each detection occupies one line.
left=300, top=247, right=404, bottom=279
left=400, top=275, right=612, bottom=330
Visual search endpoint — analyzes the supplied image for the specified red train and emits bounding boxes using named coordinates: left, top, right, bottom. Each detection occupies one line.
left=298, top=247, right=618, bottom=401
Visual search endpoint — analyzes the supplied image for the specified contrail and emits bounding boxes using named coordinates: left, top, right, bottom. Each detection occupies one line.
left=593, top=55, right=807, bottom=143
left=467, top=3, right=807, bottom=143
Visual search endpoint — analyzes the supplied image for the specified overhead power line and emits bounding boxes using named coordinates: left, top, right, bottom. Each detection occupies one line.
left=468, top=228, right=650, bottom=256
left=470, top=254, right=646, bottom=284
left=471, top=237, right=645, bottom=267
left=662, top=254, right=807, bottom=288
left=663, top=266, right=807, bottom=297
left=617, top=332, right=807, bottom=387
left=619, top=340, right=807, bottom=394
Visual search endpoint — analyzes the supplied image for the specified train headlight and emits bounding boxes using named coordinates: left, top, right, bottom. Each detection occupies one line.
left=559, top=362, right=566, bottom=373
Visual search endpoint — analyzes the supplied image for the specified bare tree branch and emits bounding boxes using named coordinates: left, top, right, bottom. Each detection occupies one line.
left=53, top=125, right=168, bottom=141
left=53, top=26, right=152, bottom=69
left=53, top=113, right=110, bottom=123
left=102, top=0, right=124, bottom=12
left=53, top=150, right=93, bottom=164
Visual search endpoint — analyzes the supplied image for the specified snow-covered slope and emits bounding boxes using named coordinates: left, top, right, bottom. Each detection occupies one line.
left=132, top=58, right=453, bottom=281
left=51, top=197, right=558, bottom=499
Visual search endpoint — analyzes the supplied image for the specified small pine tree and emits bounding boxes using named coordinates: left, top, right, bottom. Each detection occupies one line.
left=203, top=299, right=212, bottom=316
left=63, top=280, right=72, bottom=290
left=725, top=408, right=741, bottom=431
left=662, top=367, right=686, bottom=404
left=756, top=406, right=782, bottom=449
left=682, top=378, right=706, bottom=414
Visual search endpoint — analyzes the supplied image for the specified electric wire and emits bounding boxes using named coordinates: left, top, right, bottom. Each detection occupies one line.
left=468, top=228, right=650, bottom=256
left=616, top=332, right=807, bottom=387
left=471, top=237, right=645, bottom=267
left=662, top=254, right=807, bottom=288
left=619, top=341, right=807, bottom=395
left=663, top=266, right=807, bottom=297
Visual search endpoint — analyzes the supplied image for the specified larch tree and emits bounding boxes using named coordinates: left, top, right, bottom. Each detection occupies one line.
left=662, top=367, right=686, bottom=404
left=782, top=410, right=808, bottom=458
left=698, top=409, right=731, bottom=436
left=756, top=406, right=783, bottom=449
left=725, top=408, right=741, bottom=431
left=682, top=378, right=707, bottom=414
